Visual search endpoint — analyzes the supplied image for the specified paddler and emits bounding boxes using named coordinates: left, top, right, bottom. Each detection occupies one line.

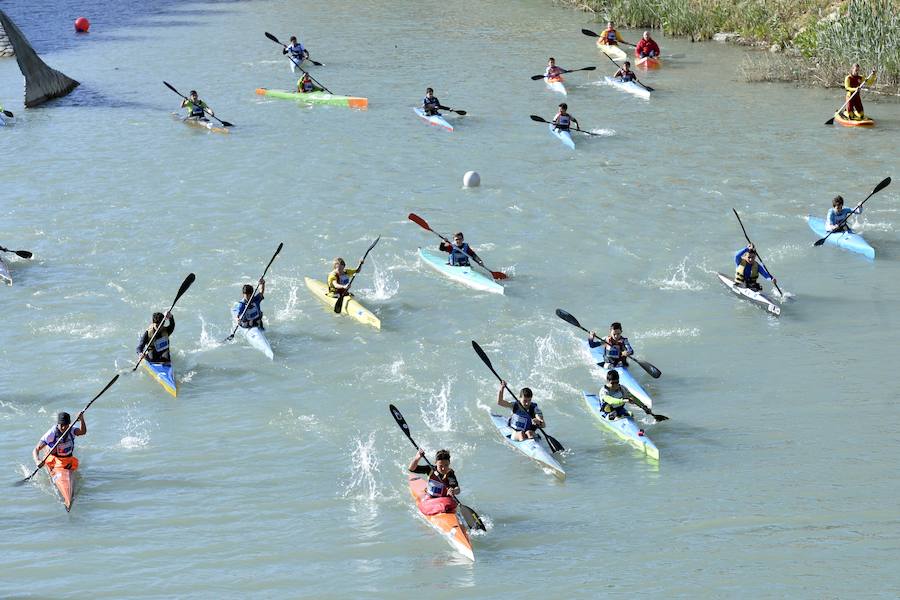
left=842, top=64, right=876, bottom=121
left=422, top=87, right=441, bottom=116
left=497, top=381, right=545, bottom=441
left=598, top=370, right=639, bottom=420
left=32, top=411, right=87, bottom=472
left=545, top=57, right=564, bottom=80
left=552, top=102, right=579, bottom=133
left=408, top=448, right=460, bottom=511
left=438, top=232, right=487, bottom=269
left=232, top=279, right=266, bottom=329
left=327, top=257, right=363, bottom=297
left=282, top=35, right=309, bottom=71
left=635, top=31, right=660, bottom=58
left=826, top=195, right=863, bottom=233
left=598, top=21, right=625, bottom=46
left=136, top=312, right=175, bottom=364
left=296, top=73, right=323, bottom=94
left=613, top=61, right=637, bottom=82
left=180, top=90, right=214, bottom=120
left=734, top=243, right=776, bottom=292
left=589, top=322, right=633, bottom=368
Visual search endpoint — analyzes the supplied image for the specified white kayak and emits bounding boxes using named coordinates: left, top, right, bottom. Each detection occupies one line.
left=716, top=273, right=780, bottom=316
left=417, top=248, right=504, bottom=294
left=237, top=324, right=274, bottom=359
left=584, top=340, right=654, bottom=409
left=0, top=256, right=11, bottom=285
left=548, top=124, right=575, bottom=150
left=603, top=76, right=650, bottom=100
left=489, top=414, right=565, bottom=479
left=413, top=108, right=453, bottom=132
left=544, top=76, right=567, bottom=95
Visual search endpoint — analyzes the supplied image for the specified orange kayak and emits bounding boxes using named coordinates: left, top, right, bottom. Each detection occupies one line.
left=46, top=462, right=75, bottom=512
left=636, top=56, right=661, bottom=69
left=833, top=112, right=874, bottom=127
left=407, top=475, right=474, bottom=561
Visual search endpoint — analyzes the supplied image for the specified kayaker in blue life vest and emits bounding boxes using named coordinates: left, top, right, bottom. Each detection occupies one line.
left=296, top=73, right=322, bottom=94
left=552, top=103, right=579, bottom=132
left=180, top=90, right=214, bottom=119
left=327, top=257, right=363, bottom=297
left=599, top=370, right=638, bottom=420
left=409, top=448, right=460, bottom=504
left=438, top=232, right=488, bottom=269
left=734, top=243, right=776, bottom=292
left=589, top=322, right=633, bottom=367
left=282, top=35, right=309, bottom=71
left=136, top=312, right=175, bottom=364
left=422, top=88, right=442, bottom=116
left=32, top=411, right=87, bottom=472
left=232, top=279, right=266, bottom=329
left=826, top=195, right=863, bottom=233
left=613, top=61, right=637, bottom=82
left=497, top=381, right=545, bottom=441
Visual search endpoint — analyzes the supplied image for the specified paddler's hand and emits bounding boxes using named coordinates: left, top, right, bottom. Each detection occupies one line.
left=416, top=449, right=425, bottom=460
left=499, top=380, right=507, bottom=393
left=589, top=331, right=596, bottom=341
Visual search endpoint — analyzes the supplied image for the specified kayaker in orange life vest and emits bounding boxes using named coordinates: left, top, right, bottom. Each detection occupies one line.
left=734, top=243, right=776, bottom=292
left=613, top=61, right=637, bottom=82
left=438, top=232, right=488, bottom=269
left=599, top=21, right=624, bottom=46
left=497, top=380, right=545, bottom=441
left=545, top=57, right=564, bottom=80
left=552, top=103, right=579, bottom=132
left=842, top=63, right=876, bottom=121
left=32, top=411, right=87, bottom=472
left=408, top=448, right=460, bottom=513
left=635, top=31, right=660, bottom=58
left=588, top=322, right=634, bottom=368
left=296, top=73, right=323, bottom=94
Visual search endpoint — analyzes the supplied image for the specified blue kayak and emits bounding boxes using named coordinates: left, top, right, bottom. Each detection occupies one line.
left=548, top=124, right=574, bottom=150
left=807, top=215, right=874, bottom=260
left=142, top=361, right=177, bottom=397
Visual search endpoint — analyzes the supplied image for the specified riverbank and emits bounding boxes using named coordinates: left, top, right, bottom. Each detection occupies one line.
left=558, top=0, right=900, bottom=94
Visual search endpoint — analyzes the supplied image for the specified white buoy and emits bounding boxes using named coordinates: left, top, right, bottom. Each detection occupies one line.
left=463, top=171, right=480, bottom=188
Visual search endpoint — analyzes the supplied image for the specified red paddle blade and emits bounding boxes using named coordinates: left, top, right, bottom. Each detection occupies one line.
left=491, top=271, right=508, bottom=280
left=407, top=213, right=430, bottom=231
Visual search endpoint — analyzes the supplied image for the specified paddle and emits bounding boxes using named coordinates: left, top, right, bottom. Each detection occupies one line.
left=529, top=114, right=604, bottom=137
left=334, top=237, right=380, bottom=314
left=599, top=52, right=654, bottom=92
left=163, top=82, right=233, bottom=127
left=437, top=105, right=467, bottom=116
left=264, top=32, right=332, bottom=93
left=263, top=31, right=324, bottom=66
left=133, top=273, right=196, bottom=372
left=814, top=177, right=891, bottom=246
left=225, top=242, right=283, bottom=342
left=1, top=109, right=13, bottom=118
left=530, top=66, right=596, bottom=80
left=407, top=213, right=507, bottom=280
left=825, top=69, right=875, bottom=125
left=471, top=341, right=565, bottom=453
left=732, top=209, right=783, bottom=297
left=580, top=28, right=635, bottom=47
left=14, top=374, right=119, bottom=487
left=554, top=308, right=662, bottom=379
left=388, top=404, right=486, bottom=531
left=0, top=246, right=33, bottom=259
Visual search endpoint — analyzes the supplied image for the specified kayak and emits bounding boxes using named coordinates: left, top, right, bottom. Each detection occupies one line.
left=636, top=56, right=661, bottom=69
left=408, top=474, right=474, bottom=561
left=0, top=113, right=12, bottom=126
left=255, top=88, right=368, bottom=109
left=0, top=256, right=11, bottom=285
left=833, top=112, right=875, bottom=127
left=236, top=324, right=275, bottom=359
left=413, top=108, right=453, bottom=132
left=596, top=41, right=627, bottom=62
left=489, top=414, right=565, bottom=479
left=548, top=123, right=575, bottom=150
left=583, top=392, right=659, bottom=460
left=304, top=277, right=381, bottom=329
left=46, top=461, right=75, bottom=512
left=584, top=340, right=654, bottom=409
left=544, top=76, right=567, bottom=95
left=142, top=360, right=178, bottom=397
left=417, top=248, right=504, bottom=294
left=173, top=113, right=229, bottom=134
left=603, top=76, right=650, bottom=100
left=806, top=215, right=875, bottom=260
left=716, top=273, right=780, bottom=316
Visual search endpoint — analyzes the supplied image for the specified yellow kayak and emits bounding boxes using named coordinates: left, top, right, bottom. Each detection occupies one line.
left=304, top=277, right=381, bottom=330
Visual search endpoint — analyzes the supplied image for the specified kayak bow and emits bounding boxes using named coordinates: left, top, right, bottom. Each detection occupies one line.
left=408, top=474, right=474, bottom=561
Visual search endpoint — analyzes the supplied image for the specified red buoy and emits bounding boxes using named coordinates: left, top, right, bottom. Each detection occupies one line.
left=75, top=17, right=90, bottom=33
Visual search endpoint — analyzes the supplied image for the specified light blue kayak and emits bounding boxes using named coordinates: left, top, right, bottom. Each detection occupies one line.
left=489, top=414, right=565, bottom=479
left=231, top=304, right=274, bottom=360
left=548, top=123, right=575, bottom=149
left=413, top=108, right=453, bottom=131
left=142, top=361, right=177, bottom=397
left=417, top=248, right=504, bottom=294
left=582, top=392, right=658, bottom=460
left=807, top=215, right=874, bottom=260
left=585, top=340, right=654, bottom=408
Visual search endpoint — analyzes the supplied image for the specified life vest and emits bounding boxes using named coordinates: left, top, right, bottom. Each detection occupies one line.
left=287, top=42, right=305, bottom=60
left=604, top=336, right=629, bottom=361
left=426, top=470, right=455, bottom=497
left=509, top=402, right=538, bottom=432
left=448, top=242, right=471, bottom=267
left=555, top=114, right=571, bottom=130
left=189, top=103, right=205, bottom=118
left=44, top=425, right=79, bottom=457
left=618, top=70, right=636, bottom=82
left=734, top=253, right=759, bottom=285
left=546, top=66, right=562, bottom=79
left=602, top=28, right=618, bottom=44
left=236, top=296, right=263, bottom=328
left=423, top=96, right=440, bottom=109
left=601, top=385, right=628, bottom=412
left=153, top=334, right=169, bottom=354
left=300, top=79, right=315, bottom=92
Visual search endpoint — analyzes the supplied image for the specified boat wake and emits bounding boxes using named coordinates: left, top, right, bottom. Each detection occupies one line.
left=589, top=128, right=616, bottom=137
left=194, top=314, right=223, bottom=352
left=420, top=377, right=455, bottom=432
left=643, top=256, right=704, bottom=291
left=274, top=280, right=301, bottom=321
left=360, top=261, right=399, bottom=301
left=342, top=432, right=382, bottom=502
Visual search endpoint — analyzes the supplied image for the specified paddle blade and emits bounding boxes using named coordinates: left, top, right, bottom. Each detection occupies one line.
left=471, top=340, right=495, bottom=374
left=581, top=66, right=597, bottom=71
left=408, top=213, right=431, bottom=231
left=2, top=109, right=13, bottom=117
left=545, top=432, right=565, bottom=453
left=309, top=59, right=324, bottom=66
left=219, top=121, right=234, bottom=127
left=530, top=74, right=545, bottom=80
left=581, top=28, right=598, bottom=37
left=634, top=358, right=662, bottom=379
left=389, top=404, right=415, bottom=443
left=15, top=250, right=33, bottom=259
left=174, top=273, right=197, bottom=303
left=824, top=117, right=836, bottom=126
left=490, top=271, right=508, bottom=280
left=454, top=110, right=467, bottom=116
left=264, top=31, right=282, bottom=45
left=873, top=176, right=891, bottom=194
left=333, top=293, right=345, bottom=314
left=554, top=308, right=584, bottom=331
left=530, top=114, right=548, bottom=123
left=652, top=413, right=669, bottom=422
left=458, top=504, right=486, bottom=531
left=813, top=238, right=827, bottom=247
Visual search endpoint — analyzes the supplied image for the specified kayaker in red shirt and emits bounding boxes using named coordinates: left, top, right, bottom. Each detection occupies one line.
left=635, top=31, right=660, bottom=58
left=544, top=57, right=563, bottom=80
left=842, top=63, right=876, bottom=120
left=439, top=232, right=484, bottom=268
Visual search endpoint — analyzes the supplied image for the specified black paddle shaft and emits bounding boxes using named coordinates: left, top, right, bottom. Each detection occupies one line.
left=226, top=243, right=284, bottom=341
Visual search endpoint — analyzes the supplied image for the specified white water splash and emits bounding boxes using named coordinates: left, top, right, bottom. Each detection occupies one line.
left=635, top=327, right=700, bottom=339
left=421, top=377, right=455, bottom=432
left=341, top=432, right=381, bottom=502
left=118, top=409, right=151, bottom=450
left=275, top=282, right=300, bottom=321
left=195, top=314, right=223, bottom=352
left=362, top=261, right=399, bottom=301
left=33, top=318, right=116, bottom=339
left=644, top=256, right=704, bottom=291
left=589, top=128, right=616, bottom=137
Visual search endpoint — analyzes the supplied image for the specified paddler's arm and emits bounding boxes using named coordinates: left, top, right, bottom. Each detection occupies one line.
left=533, top=406, right=545, bottom=427
left=757, top=263, right=773, bottom=281
left=32, top=440, right=47, bottom=465
left=408, top=449, right=426, bottom=472
left=438, top=241, right=452, bottom=254
left=587, top=331, right=603, bottom=348
left=622, top=338, right=634, bottom=357
left=447, top=473, right=460, bottom=496
left=74, top=415, right=86, bottom=436
left=258, top=278, right=266, bottom=297
left=497, top=380, right=514, bottom=409
left=865, top=69, right=877, bottom=86
left=571, top=117, right=580, bottom=129
left=735, top=246, right=749, bottom=265
left=164, top=314, right=175, bottom=335
left=136, top=330, right=150, bottom=355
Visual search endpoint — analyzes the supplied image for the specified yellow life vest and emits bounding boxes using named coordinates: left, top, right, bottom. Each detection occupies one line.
left=734, top=253, right=759, bottom=285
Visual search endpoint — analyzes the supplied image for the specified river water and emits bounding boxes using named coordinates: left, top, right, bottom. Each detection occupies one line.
left=2, top=0, right=898, bottom=597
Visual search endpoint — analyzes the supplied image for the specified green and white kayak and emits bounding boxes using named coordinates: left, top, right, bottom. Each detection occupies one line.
left=417, top=248, right=504, bottom=294
left=582, top=392, right=659, bottom=460
left=255, top=88, right=368, bottom=109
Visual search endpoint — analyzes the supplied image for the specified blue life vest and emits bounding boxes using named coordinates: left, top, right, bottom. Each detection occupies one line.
left=427, top=477, right=448, bottom=497
left=235, top=295, right=264, bottom=328
left=44, top=425, right=79, bottom=457
left=423, top=96, right=440, bottom=109
left=620, top=71, right=636, bottom=82
left=509, top=402, right=538, bottom=432
left=604, top=337, right=631, bottom=362
left=556, top=114, right=571, bottom=130
left=606, top=30, right=617, bottom=42
left=189, top=102, right=205, bottom=118
left=448, top=242, right=471, bottom=267
left=153, top=335, right=169, bottom=354
left=287, top=42, right=305, bottom=60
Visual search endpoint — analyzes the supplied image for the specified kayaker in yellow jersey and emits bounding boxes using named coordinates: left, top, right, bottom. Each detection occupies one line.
left=408, top=448, right=460, bottom=513
left=842, top=63, right=876, bottom=121
left=598, top=370, right=639, bottom=420
left=599, top=21, right=624, bottom=46
left=552, top=103, right=579, bottom=133
left=589, top=322, right=633, bottom=367
left=826, top=195, right=863, bottom=233
left=497, top=380, right=545, bottom=441
left=545, top=57, right=563, bottom=80
left=734, top=243, right=776, bottom=292
left=327, top=257, right=364, bottom=297
left=613, top=61, right=637, bottom=82
left=296, top=73, right=323, bottom=94
left=438, top=232, right=487, bottom=269
left=136, top=312, right=175, bottom=364
left=32, top=411, right=87, bottom=472
left=180, top=90, right=214, bottom=119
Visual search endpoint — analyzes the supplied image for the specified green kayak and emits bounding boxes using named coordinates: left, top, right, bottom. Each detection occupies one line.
left=255, top=88, right=368, bottom=109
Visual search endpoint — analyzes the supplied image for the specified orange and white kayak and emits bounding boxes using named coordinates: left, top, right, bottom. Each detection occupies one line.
left=544, top=75, right=566, bottom=95
left=833, top=112, right=875, bottom=127
left=407, top=475, right=474, bottom=561
left=46, top=461, right=75, bottom=512
left=636, top=56, right=661, bottom=69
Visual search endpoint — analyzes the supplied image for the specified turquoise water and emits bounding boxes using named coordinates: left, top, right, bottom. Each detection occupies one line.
left=2, top=0, right=899, bottom=597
